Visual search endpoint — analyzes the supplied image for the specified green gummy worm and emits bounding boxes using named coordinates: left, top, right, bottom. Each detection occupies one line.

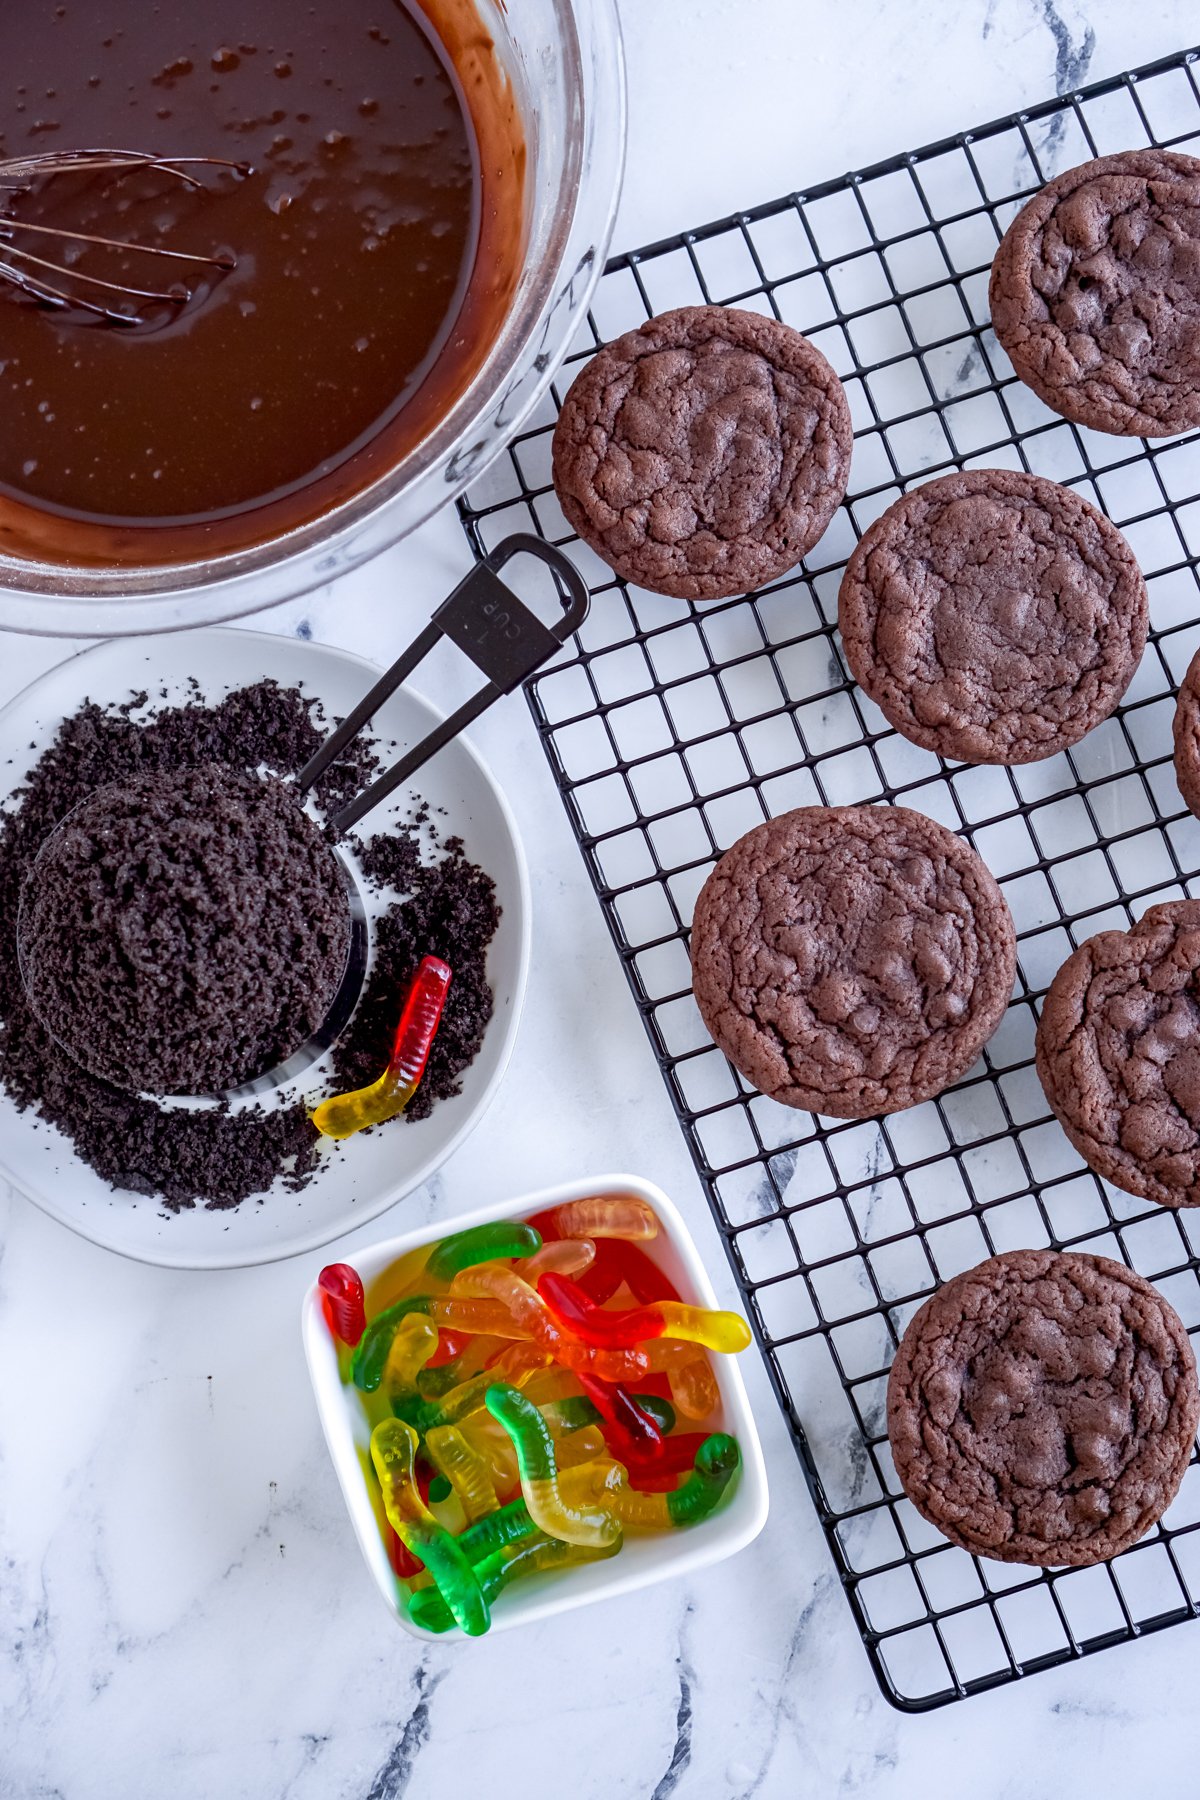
left=458, top=1498, right=539, bottom=1561
left=666, top=1433, right=741, bottom=1526
left=425, top=1221, right=542, bottom=1282
left=351, top=1295, right=431, bottom=1392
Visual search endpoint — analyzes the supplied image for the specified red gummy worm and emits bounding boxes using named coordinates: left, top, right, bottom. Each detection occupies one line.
left=624, top=1468, right=686, bottom=1494
left=317, top=1263, right=366, bottom=1347
left=577, top=1238, right=681, bottom=1307
left=578, top=1372, right=665, bottom=1464
left=388, top=956, right=452, bottom=1088
left=427, top=1329, right=471, bottom=1369
left=525, top=1207, right=560, bottom=1242
left=538, top=1272, right=664, bottom=1349
left=624, top=1430, right=709, bottom=1483
left=630, top=1371, right=673, bottom=1403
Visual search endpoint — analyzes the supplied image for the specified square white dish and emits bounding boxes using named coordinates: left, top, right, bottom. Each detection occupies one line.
left=301, top=1172, right=770, bottom=1638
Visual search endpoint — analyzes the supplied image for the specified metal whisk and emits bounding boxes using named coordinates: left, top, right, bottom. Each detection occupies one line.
left=0, top=148, right=245, bottom=325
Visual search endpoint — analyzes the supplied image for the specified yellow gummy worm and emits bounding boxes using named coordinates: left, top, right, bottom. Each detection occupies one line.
left=425, top=1425, right=499, bottom=1523
left=551, top=1424, right=608, bottom=1473
left=559, top=1456, right=668, bottom=1528
left=461, top=1421, right=519, bottom=1489
left=310, top=1070, right=419, bottom=1141
left=384, top=1314, right=439, bottom=1395
left=652, top=1302, right=752, bottom=1354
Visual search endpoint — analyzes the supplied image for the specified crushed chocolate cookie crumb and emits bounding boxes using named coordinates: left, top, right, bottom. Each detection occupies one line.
left=0, top=678, right=500, bottom=1212
left=19, top=763, right=350, bottom=1097
left=340, top=831, right=500, bottom=1122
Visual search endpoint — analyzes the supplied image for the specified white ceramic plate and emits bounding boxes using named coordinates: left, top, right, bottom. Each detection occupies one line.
left=301, top=1174, right=770, bottom=1639
left=0, top=627, right=530, bottom=1269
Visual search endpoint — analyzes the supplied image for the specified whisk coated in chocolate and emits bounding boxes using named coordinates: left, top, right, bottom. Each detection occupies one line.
left=0, top=148, right=245, bottom=324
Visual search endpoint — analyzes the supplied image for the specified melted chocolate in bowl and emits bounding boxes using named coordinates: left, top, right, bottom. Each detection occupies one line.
left=0, top=0, right=525, bottom=565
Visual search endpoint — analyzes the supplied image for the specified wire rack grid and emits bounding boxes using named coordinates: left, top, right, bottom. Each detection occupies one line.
left=459, top=48, right=1200, bottom=1710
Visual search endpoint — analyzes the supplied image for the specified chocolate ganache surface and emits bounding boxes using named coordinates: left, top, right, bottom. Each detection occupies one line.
left=0, top=0, right=523, bottom=563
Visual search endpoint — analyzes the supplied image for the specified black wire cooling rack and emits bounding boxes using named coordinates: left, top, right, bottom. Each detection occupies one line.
left=459, top=47, right=1200, bottom=1711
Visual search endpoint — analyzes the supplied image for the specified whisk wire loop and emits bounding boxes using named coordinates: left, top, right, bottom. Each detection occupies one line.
left=0, top=147, right=243, bottom=323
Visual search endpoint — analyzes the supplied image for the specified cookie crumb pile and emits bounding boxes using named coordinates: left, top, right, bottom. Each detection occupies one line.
left=18, top=763, right=350, bottom=1097
left=0, top=680, right=499, bottom=1212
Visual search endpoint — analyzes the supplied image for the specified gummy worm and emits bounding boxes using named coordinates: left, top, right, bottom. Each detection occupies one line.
left=562, top=1433, right=741, bottom=1528
left=528, top=1194, right=658, bottom=1242
left=425, top=1424, right=499, bottom=1523
left=351, top=1295, right=432, bottom=1392
left=519, top=1238, right=596, bottom=1281
left=429, top=1298, right=534, bottom=1339
left=577, top=1372, right=666, bottom=1465
left=645, top=1340, right=721, bottom=1420
left=369, top=1419, right=489, bottom=1636
left=312, top=957, right=451, bottom=1140
left=425, top=1220, right=542, bottom=1282
left=409, top=1534, right=611, bottom=1634
left=577, top=1238, right=680, bottom=1306
left=485, top=1383, right=621, bottom=1551
left=383, top=1314, right=438, bottom=1399
left=317, top=1263, right=366, bottom=1346
left=450, top=1264, right=649, bottom=1380
left=538, top=1273, right=752, bottom=1353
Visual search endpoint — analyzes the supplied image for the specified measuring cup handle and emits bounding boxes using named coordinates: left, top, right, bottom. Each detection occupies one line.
left=298, top=535, right=591, bottom=831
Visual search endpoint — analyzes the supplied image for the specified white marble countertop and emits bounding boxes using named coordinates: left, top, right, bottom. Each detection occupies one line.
left=3, top=3, right=1199, bottom=1795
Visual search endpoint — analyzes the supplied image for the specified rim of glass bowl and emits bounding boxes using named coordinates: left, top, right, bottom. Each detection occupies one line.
left=0, top=0, right=627, bottom=636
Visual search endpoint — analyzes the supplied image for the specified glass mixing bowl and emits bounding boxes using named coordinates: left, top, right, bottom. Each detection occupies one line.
left=0, top=0, right=626, bottom=636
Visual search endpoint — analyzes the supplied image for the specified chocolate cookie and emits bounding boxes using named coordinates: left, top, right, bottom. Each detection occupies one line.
left=888, top=1249, right=1199, bottom=1567
left=838, top=469, right=1148, bottom=764
left=1037, top=900, right=1200, bottom=1208
left=551, top=305, right=852, bottom=600
left=18, top=763, right=350, bottom=1097
left=689, top=805, right=1016, bottom=1118
left=990, top=150, right=1200, bottom=438
left=1173, top=644, right=1200, bottom=819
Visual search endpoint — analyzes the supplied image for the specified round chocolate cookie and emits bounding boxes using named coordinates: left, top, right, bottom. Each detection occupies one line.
left=18, top=763, right=350, bottom=1096
left=689, top=805, right=1016, bottom=1118
left=1173, top=644, right=1200, bottom=820
left=888, top=1249, right=1199, bottom=1566
left=838, top=469, right=1148, bottom=764
left=551, top=305, right=852, bottom=600
left=990, top=150, right=1200, bottom=438
left=1037, top=900, right=1200, bottom=1208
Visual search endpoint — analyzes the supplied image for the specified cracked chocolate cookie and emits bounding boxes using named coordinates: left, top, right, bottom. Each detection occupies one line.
left=838, top=469, right=1148, bottom=764
left=1172, top=644, right=1200, bottom=819
left=887, top=1248, right=1199, bottom=1566
left=1037, top=900, right=1200, bottom=1208
left=990, top=149, right=1200, bottom=438
left=689, top=804, right=1016, bottom=1118
left=551, top=304, right=852, bottom=600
